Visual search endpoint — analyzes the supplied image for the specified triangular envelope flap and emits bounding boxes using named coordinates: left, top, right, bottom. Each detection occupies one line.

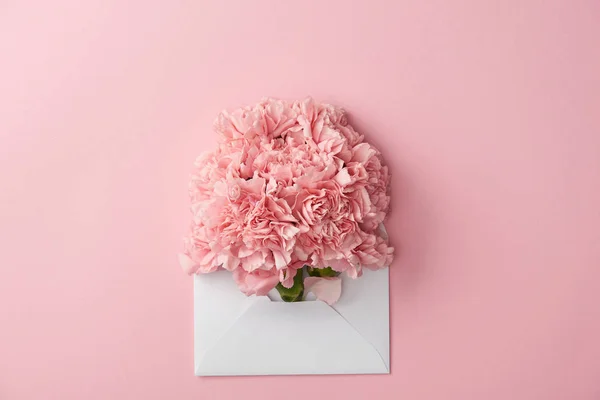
left=333, top=268, right=390, bottom=369
left=197, top=300, right=388, bottom=376
left=194, top=272, right=260, bottom=363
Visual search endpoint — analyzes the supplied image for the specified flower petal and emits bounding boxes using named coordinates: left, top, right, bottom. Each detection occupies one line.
left=304, top=276, right=342, bottom=305
left=334, top=168, right=352, bottom=186
left=178, top=253, right=199, bottom=275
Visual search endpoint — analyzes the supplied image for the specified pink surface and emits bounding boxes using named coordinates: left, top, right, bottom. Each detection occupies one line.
left=1, top=1, right=599, bottom=399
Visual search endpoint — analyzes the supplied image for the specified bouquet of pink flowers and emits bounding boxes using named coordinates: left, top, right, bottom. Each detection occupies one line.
left=180, top=98, right=393, bottom=304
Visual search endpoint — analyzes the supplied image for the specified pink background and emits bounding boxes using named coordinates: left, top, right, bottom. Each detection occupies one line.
left=1, top=1, right=599, bottom=399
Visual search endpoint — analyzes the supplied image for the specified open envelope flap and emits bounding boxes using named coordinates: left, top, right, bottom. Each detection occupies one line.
left=195, top=269, right=389, bottom=376
left=198, top=299, right=388, bottom=376
left=194, top=272, right=262, bottom=368
left=333, top=268, right=390, bottom=370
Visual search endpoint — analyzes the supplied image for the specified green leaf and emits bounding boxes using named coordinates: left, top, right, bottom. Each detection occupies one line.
left=276, top=269, right=304, bottom=302
left=307, top=266, right=339, bottom=278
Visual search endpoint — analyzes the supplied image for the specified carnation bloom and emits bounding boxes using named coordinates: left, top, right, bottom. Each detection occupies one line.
left=181, top=98, right=393, bottom=297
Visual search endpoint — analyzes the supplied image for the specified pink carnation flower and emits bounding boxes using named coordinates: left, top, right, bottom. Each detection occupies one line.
left=181, top=98, right=393, bottom=297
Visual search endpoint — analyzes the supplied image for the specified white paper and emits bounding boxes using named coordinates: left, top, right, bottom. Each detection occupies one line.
left=194, top=268, right=390, bottom=376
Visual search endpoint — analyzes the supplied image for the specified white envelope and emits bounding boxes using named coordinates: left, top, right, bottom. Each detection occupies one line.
left=194, top=268, right=389, bottom=376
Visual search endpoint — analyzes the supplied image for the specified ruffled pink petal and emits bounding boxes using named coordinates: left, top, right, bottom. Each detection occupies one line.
left=217, top=253, right=239, bottom=271
left=334, top=168, right=352, bottom=186
left=272, top=250, right=291, bottom=270
left=232, top=268, right=280, bottom=296
left=181, top=98, right=394, bottom=297
left=279, top=268, right=298, bottom=289
left=178, top=253, right=199, bottom=275
left=241, top=251, right=266, bottom=272
left=328, top=257, right=352, bottom=272
left=304, top=277, right=342, bottom=305
left=351, top=143, right=376, bottom=163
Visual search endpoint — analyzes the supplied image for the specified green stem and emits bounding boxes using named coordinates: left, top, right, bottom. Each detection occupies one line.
left=276, top=268, right=305, bottom=302
left=307, top=266, right=339, bottom=277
